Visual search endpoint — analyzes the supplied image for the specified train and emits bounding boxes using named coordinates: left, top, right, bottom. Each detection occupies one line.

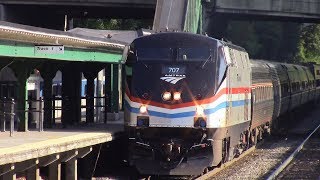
left=122, top=32, right=320, bottom=176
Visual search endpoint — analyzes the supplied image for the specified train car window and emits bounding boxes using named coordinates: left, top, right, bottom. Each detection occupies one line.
left=304, top=81, right=307, bottom=89
left=178, top=47, right=211, bottom=62
left=317, top=80, right=320, bottom=87
left=283, top=83, right=289, bottom=97
left=292, top=82, right=295, bottom=92
left=136, top=48, right=172, bottom=61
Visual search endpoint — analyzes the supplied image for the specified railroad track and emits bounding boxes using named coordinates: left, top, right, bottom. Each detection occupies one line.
left=196, top=124, right=320, bottom=180
left=195, top=137, right=301, bottom=180
left=195, top=145, right=256, bottom=180
left=267, top=124, right=320, bottom=180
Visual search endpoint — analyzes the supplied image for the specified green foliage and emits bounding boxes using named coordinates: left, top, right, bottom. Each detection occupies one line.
left=225, top=21, right=301, bottom=62
left=73, top=19, right=153, bottom=30
left=296, top=24, right=320, bottom=63
left=227, top=21, right=261, bottom=57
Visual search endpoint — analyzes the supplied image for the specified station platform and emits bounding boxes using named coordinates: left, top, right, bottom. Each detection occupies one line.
left=0, top=123, right=123, bottom=166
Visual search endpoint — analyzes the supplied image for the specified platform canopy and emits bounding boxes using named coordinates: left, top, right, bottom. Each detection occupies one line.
left=0, top=21, right=127, bottom=63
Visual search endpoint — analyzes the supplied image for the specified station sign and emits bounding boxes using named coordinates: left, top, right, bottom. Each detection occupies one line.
left=34, top=45, right=64, bottom=54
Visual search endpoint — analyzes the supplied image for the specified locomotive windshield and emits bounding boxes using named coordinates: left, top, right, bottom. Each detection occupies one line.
left=178, top=47, right=211, bottom=62
left=134, top=47, right=212, bottom=62
left=136, top=48, right=172, bottom=61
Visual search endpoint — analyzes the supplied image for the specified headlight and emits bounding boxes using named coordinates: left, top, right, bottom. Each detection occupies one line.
left=162, top=92, right=171, bottom=101
left=173, top=92, right=181, bottom=101
left=196, top=106, right=205, bottom=116
left=139, top=105, right=147, bottom=114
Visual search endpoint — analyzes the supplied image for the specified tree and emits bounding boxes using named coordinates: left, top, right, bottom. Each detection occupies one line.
left=73, top=19, right=153, bottom=30
left=226, top=21, right=261, bottom=58
left=225, top=20, right=301, bottom=62
left=296, top=24, right=320, bottom=63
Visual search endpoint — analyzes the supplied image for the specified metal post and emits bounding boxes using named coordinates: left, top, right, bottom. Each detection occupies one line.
left=27, top=99, right=32, bottom=128
left=10, top=98, right=15, bottom=137
left=39, top=97, right=43, bottom=132
left=1, top=98, right=5, bottom=132
left=52, top=95, right=56, bottom=125
left=104, top=94, right=107, bottom=124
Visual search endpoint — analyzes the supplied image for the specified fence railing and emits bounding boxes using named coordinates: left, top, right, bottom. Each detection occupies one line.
left=0, top=98, right=15, bottom=137
left=1, top=94, right=110, bottom=137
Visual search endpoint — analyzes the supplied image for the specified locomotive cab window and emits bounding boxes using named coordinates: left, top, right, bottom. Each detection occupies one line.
left=136, top=48, right=172, bottom=61
left=177, top=47, right=212, bottom=62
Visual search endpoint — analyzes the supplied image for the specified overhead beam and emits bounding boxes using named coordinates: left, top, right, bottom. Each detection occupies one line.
left=77, top=147, right=93, bottom=158
left=0, top=40, right=121, bottom=63
left=14, top=159, right=38, bottom=172
left=0, top=164, right=14, bottom=176
left=39, top=154, right=60, bottom=167
left=0, top=0, right=156, bottom=8
left=60, top=150, right=78, bottom=163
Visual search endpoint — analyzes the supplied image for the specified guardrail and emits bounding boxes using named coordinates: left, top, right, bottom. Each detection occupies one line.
left=0, top=97, right=15, bottom=137
left=0, top=94, right=110, bottom=137
left=80, top=95, right=108, bottom=123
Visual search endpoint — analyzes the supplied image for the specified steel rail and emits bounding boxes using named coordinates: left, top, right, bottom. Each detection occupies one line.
left=196, top=146, right=256, bottom=180
left=267, top=123, right=320, bottom=180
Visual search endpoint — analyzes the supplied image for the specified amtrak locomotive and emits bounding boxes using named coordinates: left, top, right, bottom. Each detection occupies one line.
left=123, top=32, right=320, bottom=176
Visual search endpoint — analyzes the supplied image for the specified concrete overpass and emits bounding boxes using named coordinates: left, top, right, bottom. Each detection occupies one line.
left=1, top=0, right=320, bottom=30
left=206, top=0, right=320, bottom=21
left=0, top=0, right=156, bottom=29
left=0, top=0, right=155, bottom=7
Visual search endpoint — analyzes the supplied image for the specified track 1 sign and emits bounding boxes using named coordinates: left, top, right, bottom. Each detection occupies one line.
left=34, top=45, right=64, bottom=54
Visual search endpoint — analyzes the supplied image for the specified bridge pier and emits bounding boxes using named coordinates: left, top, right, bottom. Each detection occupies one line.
left=10, top=62, right=37, bottom=132
left=49, top=161, right=61, bottom=180
left=26, top=166, right=40, bottom=180
left=40, top=63, right=58, bottom=128
left=1, top=170, right=15, bottom=180
left=65, top=159, right=77, bottom=180
left=62, top=63, right=82, bottom=126
left=111, top=64, right=119, bottom=113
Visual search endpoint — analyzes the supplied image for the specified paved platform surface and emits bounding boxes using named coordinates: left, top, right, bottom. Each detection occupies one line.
left=0, top=123, right=123, bottom=165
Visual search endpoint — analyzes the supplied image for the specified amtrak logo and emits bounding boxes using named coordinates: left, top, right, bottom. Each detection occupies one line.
left=160, top=75, right=186, bottom=84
